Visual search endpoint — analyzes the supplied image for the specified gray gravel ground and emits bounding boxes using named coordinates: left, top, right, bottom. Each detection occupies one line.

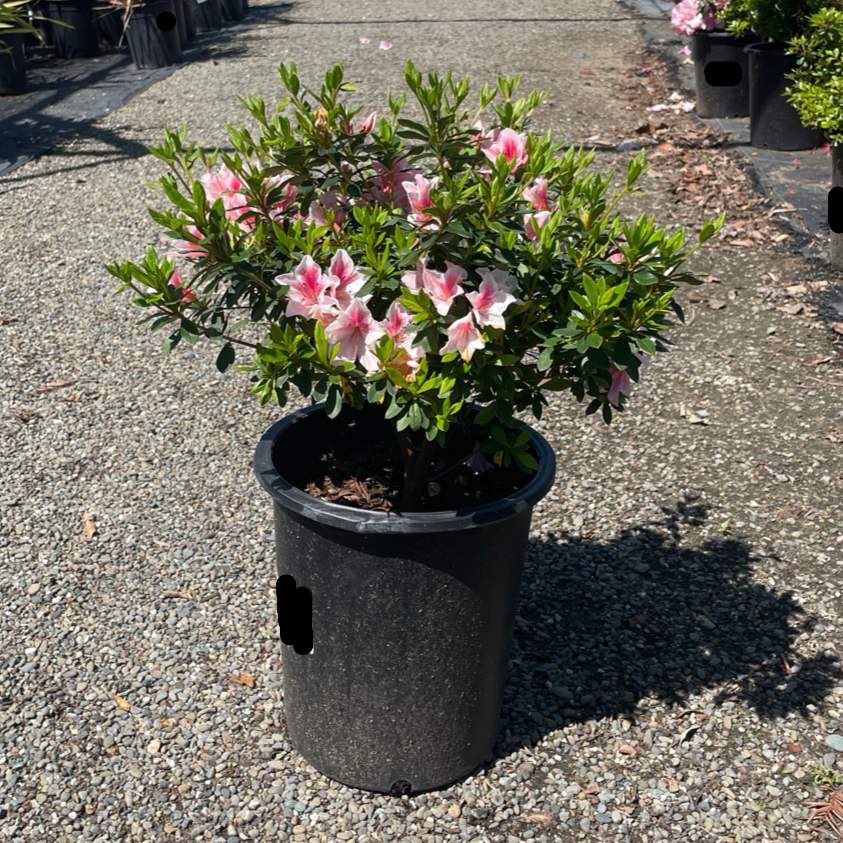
left=2, top=1, right=843, bottom=841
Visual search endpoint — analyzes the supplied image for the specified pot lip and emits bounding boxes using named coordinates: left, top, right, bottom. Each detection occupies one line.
left=253, top=401, right=557, bottom=534
left=691, top=30, right=759, bottom=41
left=743, top=41, right=791, bottom=55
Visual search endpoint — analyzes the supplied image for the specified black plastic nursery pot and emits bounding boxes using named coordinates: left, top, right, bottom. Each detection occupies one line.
left=94, top=3, right=124, bottom=48
left=0, top=34, right=27, bottom=96
left=744, top=42, right=826, bottom=150
left=254, top=401, right=557, bottom=794
left=690, top=30, right=756, bottom=118
left=832, top=144, right=843, bottom=270
left=220, top=0, right=243, bottom=22
left=192, top=0, right=221, bottom=31
left=45, top=0, right=100, bottom=58
left=176, top=0, right=195, bottom=43
left=124, top=0, right=182, bottom=68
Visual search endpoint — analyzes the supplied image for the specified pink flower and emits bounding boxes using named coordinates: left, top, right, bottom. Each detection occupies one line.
left=324, top=298, right=386, bottom=372
left=379, top=40, right=392, bottom=50
left=607, top=236, right=628, bottom=264
left=358, top=111, right=377, bottom=135
left=358, top=35, right=370, bottom=44
left=523, top=177, right=550, bottom=212
left=308, top=191, right=350, bottom=230
left=380, top=299, right=414, bottom=340
left=169, top=269, right=196, bottom=303
left=481, top=127, right=529, bottom=170
left=670, top=0, right=724, bottom=35
left=327, top=250, right=370, bottom=309
left=370, top=158, right=422, bottom=210
left=403, top=174, right=440, bottom=228
left=422, top=262, right=467, bottom=316
left=524, top=211, right=552, bottom=241
left=200, top=164, right=243, bottom=202
left=402, top=257, right=426, bottom=293
left=165, top=224, right=208, bottom=261
left=264, top=172, right=298, bottom=220
left=276, top=255, right=339, bottom=323
left=440, top=313, right=485, bottom=362
left=465, top=269, right=522, bottom=329
left=598, top=353, right=650, bottom=407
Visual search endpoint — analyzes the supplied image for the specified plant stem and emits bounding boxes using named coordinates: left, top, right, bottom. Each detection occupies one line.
left=391, top=421, right=439, bottom=512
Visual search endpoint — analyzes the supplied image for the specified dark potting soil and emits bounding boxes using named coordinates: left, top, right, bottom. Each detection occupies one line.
left=297, top=413, right=534, bottom=514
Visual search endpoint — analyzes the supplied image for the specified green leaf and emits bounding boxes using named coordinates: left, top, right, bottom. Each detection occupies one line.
left=325, top=384, right=343, bottom=419
left=474, top=403, right=497, bottom=425
left=216, top=342, right=235, bottom=372
left=512, top=449, right=539, bottom=472
left=636, top=335, right=656, bottom=356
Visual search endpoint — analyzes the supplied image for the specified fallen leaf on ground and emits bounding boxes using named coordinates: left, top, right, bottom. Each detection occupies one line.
left=707, top=300, right=727, bottom=310
left=230, top=672, right=254, bottom=688
left=516, top=813, right=557, bottom=827
left=161, top=589, right=194, bottom=600
left=106, top=690, right=131, bottom=711
left=36, top=379, right=77, bottom=393
left=787, top=743, right=803, bottom=752
left=83, top=516, right=97, bottom=539
left=619, top=743, right=637, bottom=758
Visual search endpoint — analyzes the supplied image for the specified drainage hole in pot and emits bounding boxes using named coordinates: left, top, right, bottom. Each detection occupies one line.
left=390, top=780, right=412, bottom=797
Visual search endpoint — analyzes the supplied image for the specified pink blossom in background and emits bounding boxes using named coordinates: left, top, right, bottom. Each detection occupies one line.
left=599, top=352, right=650, bottom=407
left=422, top=262, right=467, bottom=316
left=523, top=211, right=551, bottom=241
left=169, top=269, right=196, bottom=303
left=275, top=255, right=339, bottom=324
left=607, top=237, right=628, bottom=264
left=379, top=41, right=392, bottom=50
left=324, top=298, right=386, bottom=372
left=308, top=191, right=350, bottom=229
left=358, top=111, right=377, bottom=134
left=370, top=158, right=422, bottom=210
left=264, top=172, right=299, bottom=219
left=358, top=35, right=370, bottom=44
left=403, top=173, right=440, bottom=228
left=380, top=299, right=415, bottom=340
left=481, top=127, right=529, bottom=170
left=440, top=313, right=485, bottom=362
left=678, top=45, right=691, bottom=56
left=200, top=164, right=243, bottom=202
left=523, top=177, right=550, bottom=211
left=465, top=269, right=522, bottom=329
left=401, top=257, right=426, bottom=293
left=165, top=224, right=208, bottom=261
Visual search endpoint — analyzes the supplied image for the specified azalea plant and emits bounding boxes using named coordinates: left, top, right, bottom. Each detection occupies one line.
left=785, top=7, right=843, bottom=146
left=722, top=0, right=837, bottom=42
left=671, top=0, right=730, bottom=36
left=106, top=61, right=724, bottom=511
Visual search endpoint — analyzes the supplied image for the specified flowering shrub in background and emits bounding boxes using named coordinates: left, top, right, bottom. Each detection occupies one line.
left=107, top=61, right=723, bottom=511
left=671, top=0, right=729, bottom=35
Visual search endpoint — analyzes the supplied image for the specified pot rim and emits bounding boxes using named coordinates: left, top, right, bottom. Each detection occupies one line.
left=743, top=41, right=790, bottom=56
left=254, top=401, right=557, bottom=534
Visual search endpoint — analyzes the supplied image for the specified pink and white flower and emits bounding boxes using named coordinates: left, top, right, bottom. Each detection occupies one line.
left=358, top=111, right=377, bottom=135
left=466, top=269, right=522, bottom=329
left=380, top=299, right=414, bottom=341
left=607, top=236, right=628, bottom=264
left=523, top=177, right=550, bottom=212
left=481, top=127, right=529, bottom=170
left=440, top=313, right=485, bottom=362
left=402, top=173, right=440, bottom=227
left=309, top=191, right=350, bottom=229
left=327, top=249, right=371, bottom=309
left=598, top=352, right=650, bottom=407
left=200, top=164, right=243, bottom=202
left=401, top=257, right=426, bottom=293
left=369, top=157, right=422, bottom=210
left=276, top=255, right=339, bottom=324
left=422, top=262, right=467, bottom=316
left=324, top=298, right=386, bottom=372
left=524, top=211, right=552, bottom=241
left=169, top=269, right=196, bottom=303
left=165, top=224, right=208, bottom=261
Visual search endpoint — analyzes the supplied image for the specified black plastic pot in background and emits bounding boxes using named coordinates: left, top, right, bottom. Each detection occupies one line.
left=94, top=3, right=124, bottom=48
left=0, top=34, right=27, bottom=96
left=744, top=42, right=826, bottom=150
left=690, top=30, right=757, bottom=118
left=832, top=144, right=843, bottom=271
left=173, top=0, right=186, bottom=46
left=177, top=0, right=195, bottom=43
left=124, top=0, right=181, bottom=68
left=44, top=0, right=100, bottom=58
left=254, top=401, right=557, bottom=794
left=220, top=0, right=243, bottom=22
left=192, top=0, right=221, bottom=31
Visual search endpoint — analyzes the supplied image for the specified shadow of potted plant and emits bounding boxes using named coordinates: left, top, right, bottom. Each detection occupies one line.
left=784, top=6, right=843, bottom=270
left=722, top=0, right=829, bottom=149
left=106, top=61, right=725, bottom=795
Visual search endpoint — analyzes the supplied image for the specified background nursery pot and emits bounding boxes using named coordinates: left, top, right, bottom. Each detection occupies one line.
left=44, top=0, right=99, bottom=57
left=254, top=400, right=556, bottom=794
left=833, top=144, right=842, bottom=270
left=744, top=41, right=825, bottom=149
left=0, top=32, right=26, bottom=94
left=192, top=0, right=220, bottom=31
left=690, top=29, right=757, bottom=117
left=124, top=0, right=181, bottom=68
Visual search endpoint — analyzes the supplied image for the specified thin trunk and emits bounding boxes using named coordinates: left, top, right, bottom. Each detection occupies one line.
left=392, top=422, right=439, bottom=512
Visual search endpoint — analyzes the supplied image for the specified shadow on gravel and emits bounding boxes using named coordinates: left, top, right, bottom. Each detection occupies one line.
left=474, top=494, right=839, bottom=775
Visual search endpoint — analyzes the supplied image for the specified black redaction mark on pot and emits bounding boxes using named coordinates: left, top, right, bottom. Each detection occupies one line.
left=704, top=61, right=741, bottom=87
left=156, top=11, right=176, bottom=30
left=830, top=186, right=843, bottom=234
left=276, top=575, right=313, bottom=655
